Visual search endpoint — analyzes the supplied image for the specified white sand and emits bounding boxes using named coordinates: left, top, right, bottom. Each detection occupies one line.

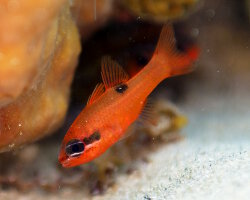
left=93, top=93, right=250, bottom=200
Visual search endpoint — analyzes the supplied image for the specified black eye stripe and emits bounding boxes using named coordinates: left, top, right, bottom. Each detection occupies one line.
left=83, top=131, right=101, bottom=145
left=83, top=138, right=91, bottom=145
left=115, top=83, right=128, bottom=93
left=65, top=139, right=85, bottom=157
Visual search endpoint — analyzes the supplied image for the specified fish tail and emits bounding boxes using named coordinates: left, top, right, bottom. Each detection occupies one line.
left=151, top=24, right=199, bottom=77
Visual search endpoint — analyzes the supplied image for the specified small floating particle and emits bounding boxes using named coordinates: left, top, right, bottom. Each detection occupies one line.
left=191, top=28, right=199, bottom=37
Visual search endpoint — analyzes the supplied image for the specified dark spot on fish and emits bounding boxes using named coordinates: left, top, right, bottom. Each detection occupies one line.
left=83, top=131, right=101, bottom=145
left=65, top=139, right=85, bottom=157
left=92, top=131, right=101, bottom=140
left=115, top=83, right=128, bottom=93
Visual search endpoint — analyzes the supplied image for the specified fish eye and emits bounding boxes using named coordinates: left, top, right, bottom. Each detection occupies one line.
left=65, top=139, right=85, bottom=157
left=115, top=83, right=128, bottom=93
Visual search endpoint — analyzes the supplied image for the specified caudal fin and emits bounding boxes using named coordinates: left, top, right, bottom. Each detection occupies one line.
left=151, top=24, right=199, bottom=77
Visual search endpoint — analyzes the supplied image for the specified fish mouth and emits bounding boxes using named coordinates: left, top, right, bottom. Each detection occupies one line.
left=58, top=153, right=72, bottom=168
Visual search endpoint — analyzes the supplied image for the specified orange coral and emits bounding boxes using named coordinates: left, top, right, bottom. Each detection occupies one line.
left=120, top=0, right=199, bottom=22
left=71, top=0, right=113, bottom=38
left=0, top=0, right=81, bottom=152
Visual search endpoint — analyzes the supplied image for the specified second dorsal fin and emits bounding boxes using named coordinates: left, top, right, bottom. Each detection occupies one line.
left=87, top=83, right=105, bottom=106
left=101, top=56, right=129, bottom=89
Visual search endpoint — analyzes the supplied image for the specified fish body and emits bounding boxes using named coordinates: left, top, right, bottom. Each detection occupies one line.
left=59, top=25, right=199, bottom=167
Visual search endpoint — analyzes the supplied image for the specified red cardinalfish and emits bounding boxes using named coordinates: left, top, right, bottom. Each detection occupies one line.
left=58, top=25, right=199, bottom=167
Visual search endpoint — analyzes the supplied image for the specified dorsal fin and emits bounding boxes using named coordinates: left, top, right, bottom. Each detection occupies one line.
left=87, top=83, right=105, bottom=106
left=101, top=56, right=129, bottom=89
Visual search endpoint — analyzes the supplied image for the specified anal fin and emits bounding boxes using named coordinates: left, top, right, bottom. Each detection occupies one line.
left=138, top=98, right=157, bottom=126
left=118, top=99, right=157, bottom=142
